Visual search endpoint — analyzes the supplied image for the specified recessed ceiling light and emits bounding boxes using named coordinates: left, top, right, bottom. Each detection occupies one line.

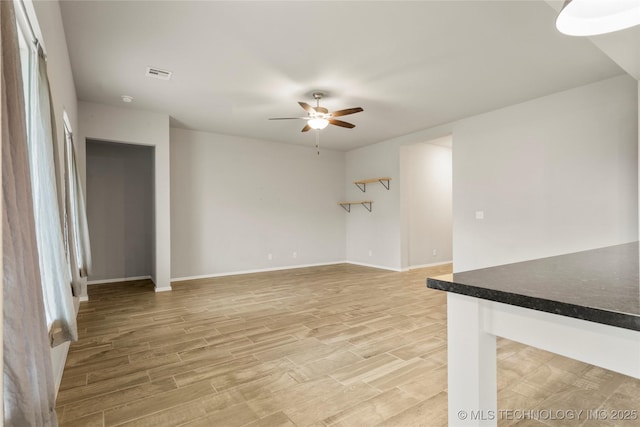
left=121, top=95, right=133, bottom=103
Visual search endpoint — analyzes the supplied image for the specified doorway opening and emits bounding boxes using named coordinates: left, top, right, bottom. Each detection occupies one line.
left=400, top=135, right=453, bottom=270
left=85, top=140, right=155, bottom=288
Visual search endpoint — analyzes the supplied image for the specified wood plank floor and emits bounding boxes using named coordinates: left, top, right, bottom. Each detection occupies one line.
left=57, top=264, right=640, bottom=427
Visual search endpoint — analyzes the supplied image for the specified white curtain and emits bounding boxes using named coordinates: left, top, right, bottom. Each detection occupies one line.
left=2, top=0, right=60, bottom=424
left=64, top=123, right=92, bottom=295
left=26, top=45, right=77, bottom=345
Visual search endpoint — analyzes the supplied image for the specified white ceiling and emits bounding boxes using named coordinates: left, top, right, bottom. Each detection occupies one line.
left=59, top=0, right=631, bottom=152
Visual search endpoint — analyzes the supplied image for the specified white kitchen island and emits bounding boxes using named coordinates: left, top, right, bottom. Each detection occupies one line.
left=427, top=242, right=640, bottom=426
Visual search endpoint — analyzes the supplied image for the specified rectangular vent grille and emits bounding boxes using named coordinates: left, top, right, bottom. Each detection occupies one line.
left=146, top=67, right=172, bottom=80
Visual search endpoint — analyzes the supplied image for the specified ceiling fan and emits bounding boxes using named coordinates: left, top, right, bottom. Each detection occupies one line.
left=269, top=92, right=363, bottom=132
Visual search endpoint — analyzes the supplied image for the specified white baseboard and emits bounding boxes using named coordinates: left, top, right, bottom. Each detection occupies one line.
left=171, top=261, right=347, bottom=282
left=408, top=260, right=453, bottom=270
left=171, top=261, right=423, bottom=283
left=87, top=275, right=152, bottom=285
left=85, top=263, right=450, bottom=286
left=79, top=296, right=89, bottom=302
left=154, top=286, right=172, bottom=293
left=345, top=261, right=402, bottom=272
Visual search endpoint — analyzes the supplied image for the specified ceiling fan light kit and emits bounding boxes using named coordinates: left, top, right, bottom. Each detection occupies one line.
left=556, top=0, right=640, bottom=36
left=308, top=118, right=329, bottom=130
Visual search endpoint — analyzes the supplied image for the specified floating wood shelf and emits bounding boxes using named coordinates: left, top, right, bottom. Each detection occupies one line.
left=338, top=201, right=373, bottom=212
left=354, top=177, right=391, bottom=192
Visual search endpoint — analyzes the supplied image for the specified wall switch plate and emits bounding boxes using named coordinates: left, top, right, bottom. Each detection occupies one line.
left=293, top=252, right=297, bottom=258
left=432, top=249, right=437, bottom=257
left=368, top=250, right=373, bottom=257
left=475, top=211, right=484, bottom=220
left=268, top=253, right=273, bottom=260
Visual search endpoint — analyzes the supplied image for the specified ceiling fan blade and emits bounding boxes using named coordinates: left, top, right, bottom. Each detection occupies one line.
left=269, top=117, right=306, bottom=120
left=329, top=119, right=356, bottom=129
left=330, top=107, right=363, bottom=117
left=299, top=102, right=314, bottom=113
left=301, top=124, right=311, bottom=132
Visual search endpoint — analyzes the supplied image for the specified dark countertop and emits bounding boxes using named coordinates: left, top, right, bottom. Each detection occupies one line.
left=427, top=242, right=640, bottom=331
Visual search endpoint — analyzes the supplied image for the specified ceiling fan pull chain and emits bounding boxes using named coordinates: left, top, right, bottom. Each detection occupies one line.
left=315, top=130, right=320, bottom=155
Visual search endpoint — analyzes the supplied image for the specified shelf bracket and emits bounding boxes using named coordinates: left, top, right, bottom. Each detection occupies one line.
left=354, top=177, right=391, bottom=192
left=338, top=201, right=373, bottom=213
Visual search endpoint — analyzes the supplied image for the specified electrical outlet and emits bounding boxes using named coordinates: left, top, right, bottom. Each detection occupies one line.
left=293, top=252, right=297, bottom=259
left=368, top=249, right=373, bottom=257
left=432, top=249, right=437, bottom=257
left=475, top=210, right=484, bottom=220
left=268, top=253, right=273, bottom=260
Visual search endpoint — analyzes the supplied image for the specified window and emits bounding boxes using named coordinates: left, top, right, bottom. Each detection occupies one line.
left=63, top=111, right=92, bottom=283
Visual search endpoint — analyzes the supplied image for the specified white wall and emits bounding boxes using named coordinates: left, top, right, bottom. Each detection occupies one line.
left=401, top=140, right=452, bottom=268
left=344, top=124, right=455, bottom=271
left=170, top=128, right=346, bottom=279
left=31, top=0, right=80, bottom=395
left=78, top=101, right=171, bottom=291
left=346, top=75, right=637, bottom=273
left=344, top=141, right=403, bottom=270
left=452, top=75, right=638, bottom=271
left=86, top=141, right=154, bottom=282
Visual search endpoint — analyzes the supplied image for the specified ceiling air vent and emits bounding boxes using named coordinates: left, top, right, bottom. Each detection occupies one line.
left=145, top=66, right=172, bottom=80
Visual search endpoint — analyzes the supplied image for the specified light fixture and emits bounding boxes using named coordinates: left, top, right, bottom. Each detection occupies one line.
left=556, top=0, right=640, bottom=36
left=308, top=117, right=329, bottom=130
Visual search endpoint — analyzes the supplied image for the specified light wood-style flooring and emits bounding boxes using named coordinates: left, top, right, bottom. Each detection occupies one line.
left=57, top=264, right=640, bottom=427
